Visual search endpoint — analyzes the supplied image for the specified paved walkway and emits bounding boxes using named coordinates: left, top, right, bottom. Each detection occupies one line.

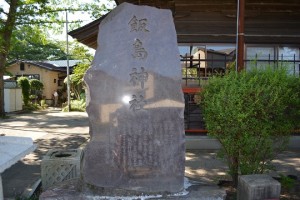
left=1, top=109, right=89, bottom=199
left=0, top=109, right=299, bottom=199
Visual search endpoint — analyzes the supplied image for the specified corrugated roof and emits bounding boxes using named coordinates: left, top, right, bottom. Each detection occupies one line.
left=45, top=60, right=81, bottom=68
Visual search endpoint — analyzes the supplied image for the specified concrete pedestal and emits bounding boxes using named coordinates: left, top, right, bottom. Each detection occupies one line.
left=41, top=149, right=82, bottom=190
left=40, top=178, right=227, bottom=200
left=238, top=174, right=281, bottom=200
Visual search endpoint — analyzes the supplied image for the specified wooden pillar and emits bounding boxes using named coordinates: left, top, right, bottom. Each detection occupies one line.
left=236, top=0, right=245, bottom=72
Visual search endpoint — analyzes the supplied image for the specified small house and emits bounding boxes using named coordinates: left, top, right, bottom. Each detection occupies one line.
left=6, top=60, right=80, bottom=104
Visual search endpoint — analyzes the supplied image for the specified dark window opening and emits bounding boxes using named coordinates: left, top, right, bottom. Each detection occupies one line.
left=20, top=63, right=25, bottom=71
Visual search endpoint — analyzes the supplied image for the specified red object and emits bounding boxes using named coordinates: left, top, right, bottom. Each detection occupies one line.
left=182, top=87, right=202, bottom=94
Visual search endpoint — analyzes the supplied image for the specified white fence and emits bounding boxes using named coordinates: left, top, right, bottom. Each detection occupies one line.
left=4, top=88, right=22, bottom=113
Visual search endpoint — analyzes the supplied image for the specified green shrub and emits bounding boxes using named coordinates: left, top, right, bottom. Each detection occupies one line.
left=23, top=103, right=40, bottom=111
left=279, top=174, right=296, bottom=191
left=40, top=99, right=46, bottom=106
left=29, top=95, right=37, bottom=100
left=199, top=67, right=300, bottom=187
left=29, top=79, right=44, bottom=91
left=17, top=77, right=30, bottom=106
left=62, top=99, right=86, bottom=112
left=40, top=99, right=48, bottom=109
left=29, top=79, right=44, bottom=103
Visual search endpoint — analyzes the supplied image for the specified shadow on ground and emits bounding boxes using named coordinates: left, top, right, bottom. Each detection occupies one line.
left=1, top=110, right=90, bottom=198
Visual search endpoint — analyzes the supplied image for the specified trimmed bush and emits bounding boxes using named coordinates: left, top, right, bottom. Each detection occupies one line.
left=199, top=67, right=300, bottom=187
left=17, top=77, right=30, bottom=106
left=29, top=79, right=44, bottom=91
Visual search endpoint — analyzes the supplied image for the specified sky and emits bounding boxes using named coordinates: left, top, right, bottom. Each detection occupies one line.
left=0, top=0, right=9, bottom=19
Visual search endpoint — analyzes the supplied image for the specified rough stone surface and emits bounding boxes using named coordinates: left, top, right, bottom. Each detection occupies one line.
left=39, top=178, right=227, bottom=200
left=83, top=2, right=185, bottom=193
left=237, top=174, right=281, bottom=200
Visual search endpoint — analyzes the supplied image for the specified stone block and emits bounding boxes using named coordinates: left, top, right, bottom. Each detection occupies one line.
left=238, top=174, right=281, bottom=200
left=83, top=2, right=185, bottom=194
left=41, top=149, right=82, bottom=190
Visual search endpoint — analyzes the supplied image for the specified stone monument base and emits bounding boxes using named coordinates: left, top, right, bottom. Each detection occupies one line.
left=39, top=178, right=226, bottom=200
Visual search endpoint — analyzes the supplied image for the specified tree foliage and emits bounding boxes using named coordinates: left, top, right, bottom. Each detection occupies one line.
left=29, top=78, right=44, bottom=91
left=7, top=25, right=67, bottom=61
left=64, top=61, right=90, bottom=100
left=63, top=43, right=92, bottom=101
left=0, top=0, right=114, bottom=116
left=199, top=67, right=300, bottom=187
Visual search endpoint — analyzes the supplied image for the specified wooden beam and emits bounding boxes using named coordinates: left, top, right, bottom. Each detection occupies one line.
left=237, top=0, right=245, bottom=72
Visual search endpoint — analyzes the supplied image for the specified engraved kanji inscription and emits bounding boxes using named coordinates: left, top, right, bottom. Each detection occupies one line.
left=128, top=15, right=149, bottom=32
left=129, top=67, right=148, bottom=89
left=129, top=94, right=146, bottom=111
left=132, top=39, right=148, bottom=60
left=129, top=68, right=138, bottom=87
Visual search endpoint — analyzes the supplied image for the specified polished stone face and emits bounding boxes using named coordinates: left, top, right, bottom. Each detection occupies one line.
left=83, top=2, right=185, bottom=193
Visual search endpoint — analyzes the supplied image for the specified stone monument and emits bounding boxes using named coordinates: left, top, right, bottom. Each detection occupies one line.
left=83, top=2, right=185, bottom=194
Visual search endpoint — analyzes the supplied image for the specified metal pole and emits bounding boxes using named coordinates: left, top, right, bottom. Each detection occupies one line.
left=66, top=9, right=70, bottom=112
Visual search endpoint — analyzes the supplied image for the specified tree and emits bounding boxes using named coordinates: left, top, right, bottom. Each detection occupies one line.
left=7, top=26, right=95, bottom=62
left=0, top=0, right=114, bottom=116
left=61, top=42, right=93, bottom=101
left=199, top=67, right=300, bottom=187
left=7, top=25, right=67, bottom=62
left=0, top=0, right=19, bottom=117
left=64, top=61, right=90, bottom=100
left=68, top=42, right=94, bottom=62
